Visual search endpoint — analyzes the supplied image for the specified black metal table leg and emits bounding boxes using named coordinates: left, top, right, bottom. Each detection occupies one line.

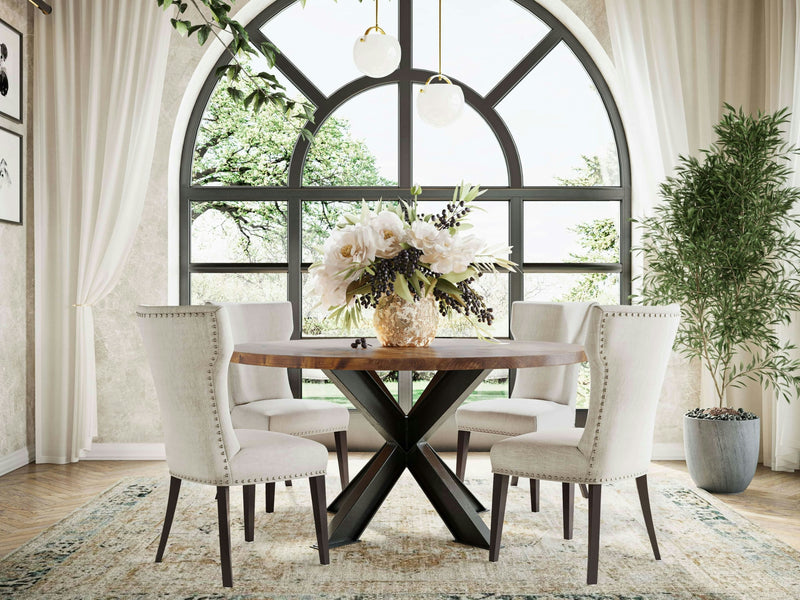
left=327, top=444, right=406, bottom=547
left=408, top=443, right=491, bottom=548
left=322, top=367, right=491, bottom=548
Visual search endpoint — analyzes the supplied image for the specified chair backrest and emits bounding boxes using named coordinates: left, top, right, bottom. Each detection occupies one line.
left=578, top=304, right=680, bottom=480
left=510, top=301, right=597, bottom=406
left=136, top=305, right=240, bottom=484
left=218, top=302, right=294, bottom=405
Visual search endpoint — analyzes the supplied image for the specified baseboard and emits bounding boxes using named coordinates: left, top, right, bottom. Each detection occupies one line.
left=83, top=443, right=166, bottom=461
left=652, top=442, right=684, bottom=461
left=0, top=445, right=34, bottom=476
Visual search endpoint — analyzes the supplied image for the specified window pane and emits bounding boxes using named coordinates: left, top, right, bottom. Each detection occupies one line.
left=304, top=86, right=398, bottom=186
left=261, top=0, right=398, bottom=96
left=417, top=199, right=508, bottom=246
left=497, top=42, right=619, bottom=186
left=192, top=64, right=307, bottom=187
left=412, top=369, right=509, bottom=405
left=524, top=272, right=620, bottom=304
left=191, top=201, right=287, bottom=263
left=524, top=201, right=619, bottom=263
left=191, top=272, right=287, bottom=304
left=412, top=87, right=508, bottom=186
left=304, top=370, right=399, bottom=410
left=413, top=0, right=549, bottom=95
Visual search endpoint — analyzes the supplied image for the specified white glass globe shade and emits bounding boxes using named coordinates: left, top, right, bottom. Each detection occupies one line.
left=353, top=32, right=401, bottom=78
left=416, top=81, right=465, bottom=127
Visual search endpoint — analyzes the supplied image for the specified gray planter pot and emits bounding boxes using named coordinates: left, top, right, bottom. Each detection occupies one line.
left=683, top=415, right=760, bottom=493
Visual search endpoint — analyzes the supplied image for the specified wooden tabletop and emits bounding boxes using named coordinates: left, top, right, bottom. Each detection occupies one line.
left=232, top=338, right=586, bottom=371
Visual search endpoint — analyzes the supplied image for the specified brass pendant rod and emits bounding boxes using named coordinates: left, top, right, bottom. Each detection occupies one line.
left=438, top=0, right=442, bottom=79
left=376, top=0, right=379, bottom=29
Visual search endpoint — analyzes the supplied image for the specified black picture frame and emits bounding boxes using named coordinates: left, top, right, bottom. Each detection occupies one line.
left=0, top=125, right=22, bottom=224
left=0, top=18, right=22, bottom=123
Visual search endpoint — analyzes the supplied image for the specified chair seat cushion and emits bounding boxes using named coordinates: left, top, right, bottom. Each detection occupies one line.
left=230, top=398, right=349, bottom=437
left=455, top=398, right=574, bottom=436
left=490, top=428, right=592, bottom=483
left=229, top=429, right=328, bottom=485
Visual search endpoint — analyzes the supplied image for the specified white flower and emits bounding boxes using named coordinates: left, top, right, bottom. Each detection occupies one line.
left=323, top=225, right=377, bottom=270
left=407, top=220, right=447, bottom=254
left=308, top=263, right=353, bottom=309
left=370, top=210, right=406, bottom=258
left=422, top=233, right=484, bottom=274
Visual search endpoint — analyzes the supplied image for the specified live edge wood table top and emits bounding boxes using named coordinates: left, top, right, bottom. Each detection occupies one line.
left=231, top=338, right=587, bottom=371
left=230, top=338, right=586, bottom=550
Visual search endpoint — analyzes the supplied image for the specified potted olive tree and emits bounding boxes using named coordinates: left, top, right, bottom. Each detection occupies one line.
left=638, top=105, right=800, bottom=493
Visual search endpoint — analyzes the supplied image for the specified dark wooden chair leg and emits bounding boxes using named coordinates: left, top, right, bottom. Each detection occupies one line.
left=562, top=482, right=574, bottom=539
left=587, top=484, right=602, bottom=585
left=155, top=476, right=181, bottom=562
left=216, top=486, right=233, bottom=588
left=265, top=482, right=276, bottom=513
left=334, top=430, right=350, bottom=488
left=511, top=476, right=519, bottom=486
left=309, top=475, right=330, bottom=565
left=456, top=430, right=470, bottom=481
left=636, top=475, right=661, bottom=560
left=243, top=485, right=255, bottom=542
left=579, top=484, right=589, bottom=499
left=530, top=478, right=540, bottom=512
left=489, top=474, right=510, bottom=562
left=285, top=480, right=292, bottom=487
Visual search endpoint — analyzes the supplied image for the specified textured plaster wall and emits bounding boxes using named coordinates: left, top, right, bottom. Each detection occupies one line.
left=92, top=0, right=698, bottom=448
left=0, top=1, right=33, bottom=460
left=93, top=26, right=205, bottom=443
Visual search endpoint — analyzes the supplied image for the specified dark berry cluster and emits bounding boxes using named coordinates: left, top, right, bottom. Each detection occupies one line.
left=432, top=274, right=495, bottom=326
left=357, top=248, right=431, bottom=309
left=350, top=337, right=370, bottom=349
left=430, top=198, right=471, bottom=231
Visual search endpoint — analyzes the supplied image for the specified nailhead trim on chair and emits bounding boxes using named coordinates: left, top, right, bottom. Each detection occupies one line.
left=169, top=469, right=328, bottom=486
left=459, top=425, right=536, bottom=436
left=295, top=426, right=347, bottom=437
left=138, top=307, right=233, bottom=485
left=585, top=307, right=680, bottom=479
left=492, top=468, right=647, bottom=485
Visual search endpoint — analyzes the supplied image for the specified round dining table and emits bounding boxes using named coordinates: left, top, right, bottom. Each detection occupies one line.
left=232, top=337, right=586, bottom=549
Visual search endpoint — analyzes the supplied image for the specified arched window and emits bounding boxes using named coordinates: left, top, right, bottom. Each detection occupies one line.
left=181, top=0, right=630, bottom=403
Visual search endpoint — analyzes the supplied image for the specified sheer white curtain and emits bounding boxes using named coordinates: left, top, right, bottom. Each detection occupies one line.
left=607, top=0, right=800, bottom=471
left=763, top=0, right=800, bottom=471
left=34, top=2, right=171, bottom=463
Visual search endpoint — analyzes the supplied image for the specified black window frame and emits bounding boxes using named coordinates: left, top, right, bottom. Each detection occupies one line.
left=179, top=0, right=631, bottom=395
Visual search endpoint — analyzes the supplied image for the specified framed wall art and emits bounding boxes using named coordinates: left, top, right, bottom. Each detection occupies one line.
left=0, top=19, right=22, bottom=122
left=0, top=125, right=21, bottom=224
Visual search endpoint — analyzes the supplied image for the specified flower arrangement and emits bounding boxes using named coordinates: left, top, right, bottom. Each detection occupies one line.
left=308, top=183, right=516, bottom=334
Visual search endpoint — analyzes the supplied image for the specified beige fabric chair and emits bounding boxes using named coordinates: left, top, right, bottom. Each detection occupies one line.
left=455, top=301, right=596, bottom=506
left=221, top=302, right=350, bottom=497
left=137, top=305, right=330, bottom=587
left=488, top=304, right=680, bottom=585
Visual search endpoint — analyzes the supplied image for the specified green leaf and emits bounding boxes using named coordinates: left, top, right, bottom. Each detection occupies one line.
left=197, top=25, right=211, bottom=46
left=170, top=18, right=190, bottom=36
left=394, top=273, right=414, bottom=303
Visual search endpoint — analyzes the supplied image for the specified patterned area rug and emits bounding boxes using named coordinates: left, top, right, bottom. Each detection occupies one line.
left=1, top=471, right=799, bottom=599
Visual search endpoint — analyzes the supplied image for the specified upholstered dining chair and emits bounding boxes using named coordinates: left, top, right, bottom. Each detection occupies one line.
left=220, top=302, right=350, bottom=501
left=488, top=304, right=680, bottom=585
left=455, top=301, right=596, bottom=508
left=137, top=305, right=330, bottom=587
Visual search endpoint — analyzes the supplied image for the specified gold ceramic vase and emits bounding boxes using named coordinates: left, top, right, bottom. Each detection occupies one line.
left=373, top=293, right=439, bottom=347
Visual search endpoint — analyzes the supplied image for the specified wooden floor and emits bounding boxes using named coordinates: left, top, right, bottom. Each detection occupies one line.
left=0, top=455, right=798, bottom=558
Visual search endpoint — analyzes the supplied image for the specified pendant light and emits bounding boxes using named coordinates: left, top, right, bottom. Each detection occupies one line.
left=353, top=0, right=401, bottom=78
left=417, top=0, right=464, bottom=127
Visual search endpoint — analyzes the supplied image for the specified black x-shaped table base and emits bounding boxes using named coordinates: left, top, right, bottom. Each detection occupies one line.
left=322, top=368, right=492, bottom=549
